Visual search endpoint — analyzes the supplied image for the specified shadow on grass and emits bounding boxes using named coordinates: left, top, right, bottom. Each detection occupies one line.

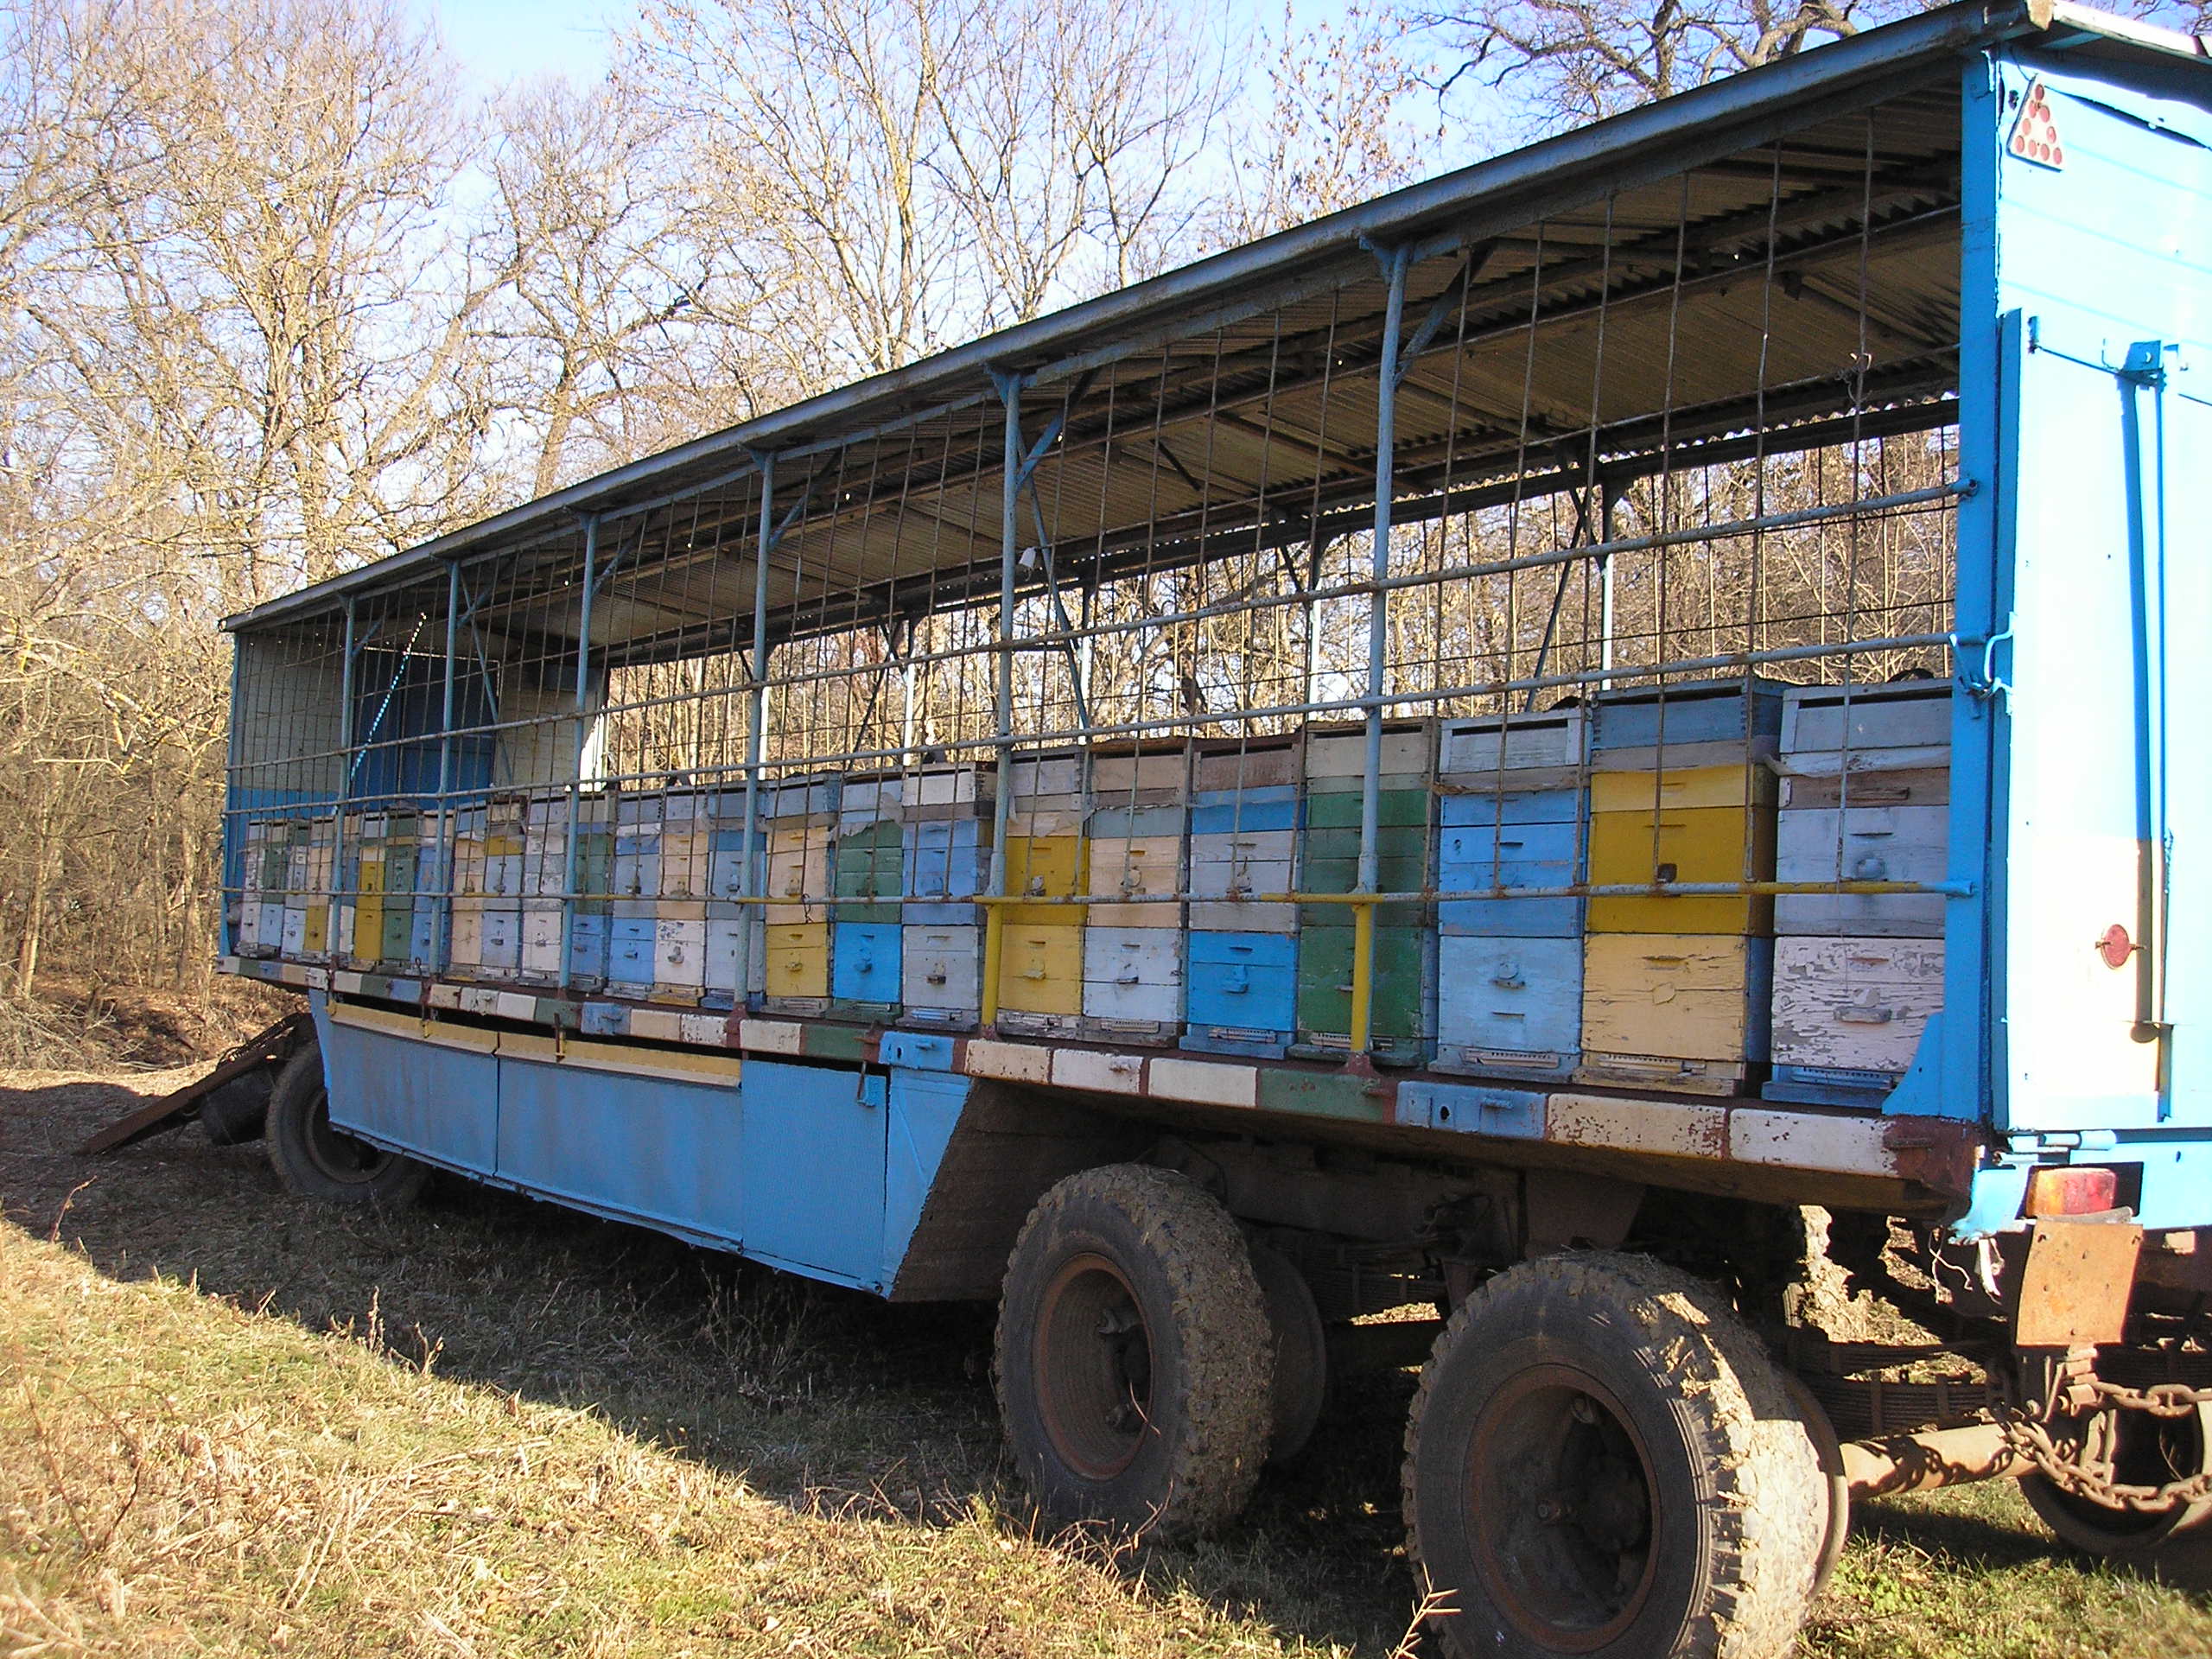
left=0, top=1073, right=1415, bottom=1655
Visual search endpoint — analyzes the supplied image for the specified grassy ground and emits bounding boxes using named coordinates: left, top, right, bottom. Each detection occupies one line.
left=3, top=1065, right=2210, bottom=1657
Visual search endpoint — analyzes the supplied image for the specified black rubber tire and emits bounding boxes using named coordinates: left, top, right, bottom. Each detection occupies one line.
left=995, top=1164, right=1274, bottom=1539
left=264, top=1043, right=430, bottom=1208
left=1403, top=1253, right=1827, bottom=1659
left=2021, top=1399, right=2212, bottom=1556
left=1250, top=1243, right=1328, bottom=1465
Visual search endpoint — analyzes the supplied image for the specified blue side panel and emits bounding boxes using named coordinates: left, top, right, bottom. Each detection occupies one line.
left=315, top=1007, right=499, bottom=1175
left=883, top=1070, right=972, bottom=1287
left=739, top=1059, right=887, bottom=1290
left=495, top=1055, right=743, bottom=1241
left=1398, top=1079, right=1548, bottom=1139
left=1987, top=48, right=2212, bottom=1135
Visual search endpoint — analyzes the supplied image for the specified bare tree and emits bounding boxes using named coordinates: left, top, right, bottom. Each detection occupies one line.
left=618, top=0, right=1235, bottom=385
left=1217, top=3, right=1446, bottom=245
left=477, top=79, right=795, bottom=495
left=1413, top=0, right=1914, bottom=125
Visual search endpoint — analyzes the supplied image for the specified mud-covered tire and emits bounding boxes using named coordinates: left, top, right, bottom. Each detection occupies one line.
left=995, top=1164, right=1274, bottom=1539
left=1403, top=1253, right=1827, bottom=1659
left=265, top=1043, right=430, bottom=1207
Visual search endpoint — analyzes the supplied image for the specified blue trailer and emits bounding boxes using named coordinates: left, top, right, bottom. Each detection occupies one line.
left=175, top=5, right=2212, bottom=1654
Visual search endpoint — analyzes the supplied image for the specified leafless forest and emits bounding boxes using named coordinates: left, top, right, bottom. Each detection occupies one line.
left=3, top=0, right=2200, bottom=1061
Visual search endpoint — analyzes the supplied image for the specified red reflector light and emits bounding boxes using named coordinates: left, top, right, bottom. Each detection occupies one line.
left=2023, top=1166, right=2120, bottom=1217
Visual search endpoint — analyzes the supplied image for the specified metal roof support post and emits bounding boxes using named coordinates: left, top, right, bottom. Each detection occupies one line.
left=1599, top=486, right=1621, bottom=690
left=1354, top=244, right=1411, bottom=1058
left=741, top=456, right=776, bottom=1011
left=557, top=514, right=599, bottom=992
left=431, top=558, right=461, bottom=981
left=222, top=636, right=245, bottom=957
left=982, top=369, right=1027, bottom=1027
left=334, top=597, right=357, bottom=962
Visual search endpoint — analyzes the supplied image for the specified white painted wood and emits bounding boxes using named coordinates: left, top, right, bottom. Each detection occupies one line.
left=1440, top=710, right=1585, bottom=775
left=1770, top=936, right=1943, bottom=1071
left=1150, top=1057, right=1258, bottom=1108
left=654, top=918, right=708, bottom=988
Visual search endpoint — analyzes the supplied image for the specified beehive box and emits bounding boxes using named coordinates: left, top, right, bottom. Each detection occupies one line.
left=1776, top=681, right=1953, bottom=938
left=899, top=762, right=990, bottom=1029
left=999, top=746, right=1090, bottom=1034
left=1578, top=933, right=1774, bottom=1094
left=1767, top=936, right=1944, bottom=1102
left=1586, top=765, right=1778, bottom=935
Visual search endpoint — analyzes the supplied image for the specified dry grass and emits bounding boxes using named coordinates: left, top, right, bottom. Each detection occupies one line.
left=3, top=1063, right=2211, bottom=1656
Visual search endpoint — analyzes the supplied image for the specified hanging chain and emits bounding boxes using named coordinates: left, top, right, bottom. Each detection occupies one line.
left=1997, top=1376, right=2212, bottom=1515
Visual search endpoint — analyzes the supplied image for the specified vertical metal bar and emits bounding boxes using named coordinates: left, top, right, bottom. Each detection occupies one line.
left=982, top=372, right=1025, bottom=1027
left=222, top=638, right=245, bottom=957
left=1599, top=487, right=1619, bottom=689
left=1355, top=246, right=1411, bottom=1056
left=558, top=515, right=598, bottom=992
left=741, top=458, right=776, bottom=1008
left=431, top=559, right=461, bottom=980
left=334, top=597, right=357, bottom=964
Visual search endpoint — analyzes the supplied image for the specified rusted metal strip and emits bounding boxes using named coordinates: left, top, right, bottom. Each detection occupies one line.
left=77, top=1011, right=311, bottom=1156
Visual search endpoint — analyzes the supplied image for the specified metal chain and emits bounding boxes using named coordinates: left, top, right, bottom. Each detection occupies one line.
left=1996, top=1377, right=2212, bottom=1515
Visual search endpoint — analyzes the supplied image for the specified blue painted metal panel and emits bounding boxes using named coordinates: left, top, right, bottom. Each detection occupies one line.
left=2162, top=390, right=2209, bottom=1129
left=739, top=1059, right=887, bottom=1288
left=882, top=1069, right=971, bottom=1286
left=582, top=1001, right=626, bottom=1035
left=832, top=921, right=902, bottom=1003
left=494, top=1052, right=743, bottom=1241
left=1434, top=934, right=1582, bottom=1074
left=1185, top=931, right=1297, bottom=1032
left=315, top=1006, right=499, bottom=1174
left=1398, top=1079, right=1548, bottom=1139
left=878, top=1030, right=956, bottom=1070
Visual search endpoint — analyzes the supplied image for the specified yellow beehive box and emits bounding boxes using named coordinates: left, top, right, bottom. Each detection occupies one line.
left=1580, top=933, right=1772, bottom=1066
left=997, top=925, right=1084, bottom=1017
left=1587, top=765, right=1776, bottom=934
left=1003, top=835, right=1087, bottom=926
left=763, top=920, right=830, bottom=999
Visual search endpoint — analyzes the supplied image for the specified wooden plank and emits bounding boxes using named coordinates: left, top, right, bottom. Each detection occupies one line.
left=79, top=1011, right=311, bottom=1155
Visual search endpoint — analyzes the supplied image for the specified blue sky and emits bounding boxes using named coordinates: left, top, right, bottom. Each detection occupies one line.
left=412, top=0, right=1356, bottom=87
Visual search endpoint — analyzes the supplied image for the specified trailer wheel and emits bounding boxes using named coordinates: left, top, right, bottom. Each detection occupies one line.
left=2022, top=1399, right=2212, bottom=1556
left=265, top=1043, right=429, bottom=1207
left=1403, top=1254, right=1826, bottom=1659
left=1249, top=1243, right=1327, bottom=1465
left=995, top=1164, right=1273, bottom=1539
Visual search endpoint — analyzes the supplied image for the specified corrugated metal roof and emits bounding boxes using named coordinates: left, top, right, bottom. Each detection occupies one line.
left=223, top=0, right=2206, bottom=645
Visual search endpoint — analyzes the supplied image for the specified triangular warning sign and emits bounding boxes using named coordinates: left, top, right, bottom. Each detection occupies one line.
left=2009, top=79, right=2065, bottom=169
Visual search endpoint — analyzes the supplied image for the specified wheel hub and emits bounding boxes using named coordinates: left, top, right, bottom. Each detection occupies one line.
left=1036, top=1253, right=1155, bottom=1480
left=1466, top=1363, right=1662, bottom=1652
